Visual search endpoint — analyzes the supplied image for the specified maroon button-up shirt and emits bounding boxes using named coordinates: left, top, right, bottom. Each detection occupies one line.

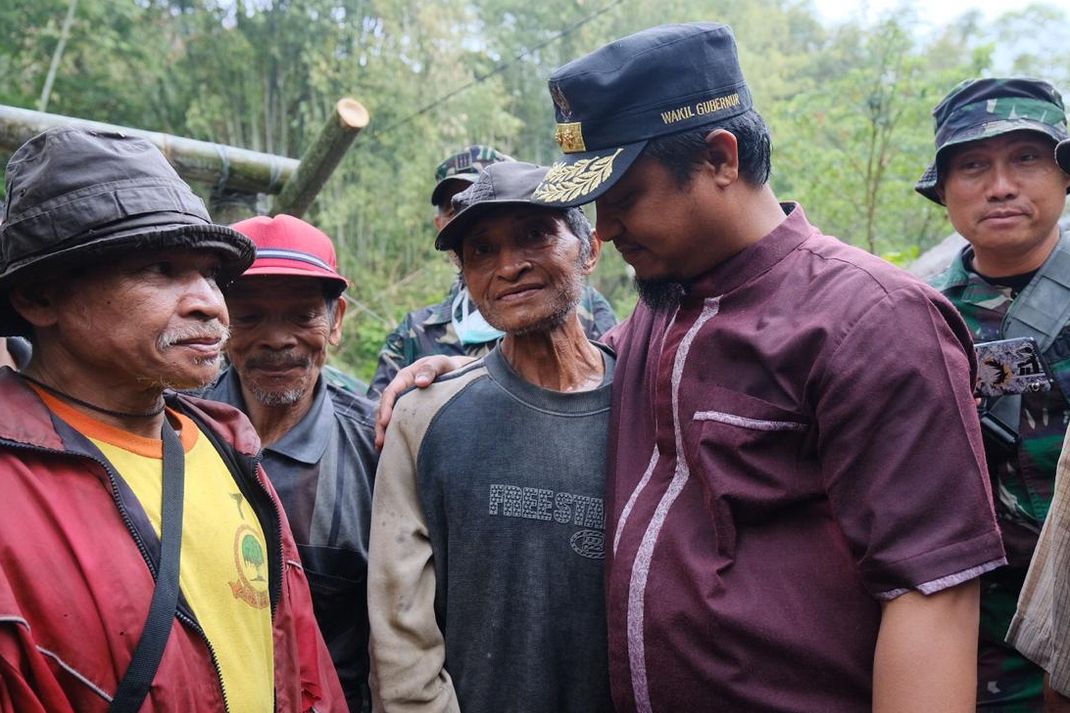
left=605, top=204, right=1006, bottom=712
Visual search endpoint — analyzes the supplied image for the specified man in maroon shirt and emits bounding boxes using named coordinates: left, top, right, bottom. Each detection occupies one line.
left=378, top=22, right=1007, bottom=712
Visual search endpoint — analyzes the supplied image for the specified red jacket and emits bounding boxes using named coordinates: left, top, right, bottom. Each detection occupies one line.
left=0, top=370, right=345, bottom=712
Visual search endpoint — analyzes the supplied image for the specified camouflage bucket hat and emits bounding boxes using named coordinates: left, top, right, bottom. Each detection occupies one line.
left=916, top=77, right=1069, bottom=204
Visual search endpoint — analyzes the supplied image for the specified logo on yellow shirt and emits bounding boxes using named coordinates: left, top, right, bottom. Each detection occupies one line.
left=229, top=523, right=270, bottom=609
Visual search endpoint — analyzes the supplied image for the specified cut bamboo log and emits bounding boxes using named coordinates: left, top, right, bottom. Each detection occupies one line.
left=0, top=104, right=298, bottom=195
left=272, top=98, right=370, bottom=218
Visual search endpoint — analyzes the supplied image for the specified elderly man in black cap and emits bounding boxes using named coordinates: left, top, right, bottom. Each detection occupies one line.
left=366, top=145, right=617, bottom=397
left=0, top=127, right=344, bottom=712
left=917, top=78, right=1070, bottom=709
left=368, top=161, right=613, bottom=713
left=378, top=23, right=1007, bottom=712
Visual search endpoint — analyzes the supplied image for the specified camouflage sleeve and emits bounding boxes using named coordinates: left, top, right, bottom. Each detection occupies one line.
left=578, top=285, right=618, bottom=340
left=367, top=315, right=417, bottom=398
left=322, top=364, right=370, bottom=395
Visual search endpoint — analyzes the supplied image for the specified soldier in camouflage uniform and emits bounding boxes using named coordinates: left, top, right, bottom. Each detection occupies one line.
left=919, top=77, right=1070, bottom=711
left=367, top=146, right=617, bottom=396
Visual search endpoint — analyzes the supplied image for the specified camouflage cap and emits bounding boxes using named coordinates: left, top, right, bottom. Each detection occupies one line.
left=430, top=145, right=514, bottom=206
left=916, top=77, right=1068, bottom=204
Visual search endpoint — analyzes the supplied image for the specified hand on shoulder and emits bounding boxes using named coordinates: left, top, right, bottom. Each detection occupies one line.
left=374, top=355, right=476, bottom=449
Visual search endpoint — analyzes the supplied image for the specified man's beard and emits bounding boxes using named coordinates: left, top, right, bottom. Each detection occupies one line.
left=243, top=350, right=314, bottom=407
left=635, top=277, right=684, bottom=311
left=249, top=384, right=307, bottom=406
left=481, top=270, right=584, bottom=337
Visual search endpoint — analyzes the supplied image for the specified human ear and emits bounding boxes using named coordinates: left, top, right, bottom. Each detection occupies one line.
left=582, top=233, right=603, bottom=275
left=328, top=297, right=347, bottom=346
left=7, top=283, right=62, bottom=329
left=704, top=129, right=739, bottom=186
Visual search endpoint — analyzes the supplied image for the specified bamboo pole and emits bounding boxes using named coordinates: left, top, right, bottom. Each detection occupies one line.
left=272, top=98, right=369, bottom=218
left=0, top=104, right=298, bottom=195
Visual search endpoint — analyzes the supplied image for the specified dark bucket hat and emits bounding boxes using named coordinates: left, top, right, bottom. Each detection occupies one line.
left=435, top=162, right=553, bottom=251
left=1058, top=138, right=1070, bottom=175
left=430, top=145, right=514, bottom=207
left=532, top=22, right=752, bottom=208
left=915, top=77, right=1069, bottom=204
left=0, top=127, right=255, bottom=336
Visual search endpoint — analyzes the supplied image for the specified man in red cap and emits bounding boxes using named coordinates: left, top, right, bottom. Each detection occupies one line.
left=203, top=214, right=379, bottom=713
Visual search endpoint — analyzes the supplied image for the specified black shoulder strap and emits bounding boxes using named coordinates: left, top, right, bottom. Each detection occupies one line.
left=1002, top=228, right=1070, bottom=351
left=988, top=228, right=1070, bottom=435
left=109, top=419, right=185, bottom=712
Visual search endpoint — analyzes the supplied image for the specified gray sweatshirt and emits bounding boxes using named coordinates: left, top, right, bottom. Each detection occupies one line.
left=369, top=344, right=614, bottom=713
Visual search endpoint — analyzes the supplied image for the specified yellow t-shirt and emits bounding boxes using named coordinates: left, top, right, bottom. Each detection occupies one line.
left=34, top=390, right=275, bottom=712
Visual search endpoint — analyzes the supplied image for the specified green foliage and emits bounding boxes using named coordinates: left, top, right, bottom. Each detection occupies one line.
left=769, top=13, right=971, bottom=255
left=881, top=245, right=921, bottom=267
left=2, top=0, right=1068, bottom=378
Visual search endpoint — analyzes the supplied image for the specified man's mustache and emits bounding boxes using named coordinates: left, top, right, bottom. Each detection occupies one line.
left=157, top=322, right=231, bottom=350
left=244, top=352, right=311, bottom=371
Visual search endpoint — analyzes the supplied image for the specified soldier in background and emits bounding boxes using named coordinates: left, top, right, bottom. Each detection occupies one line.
left=919, top=77, right=1070, bottom=709
left=366, top=145, right=617, bottom=396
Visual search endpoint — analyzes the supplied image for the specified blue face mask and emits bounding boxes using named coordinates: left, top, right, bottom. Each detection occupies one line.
left=451, top=287, right=505, bottom=346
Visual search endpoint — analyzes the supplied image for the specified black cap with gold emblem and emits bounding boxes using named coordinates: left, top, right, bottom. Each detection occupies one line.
left=532, top=22, right=752, bottom=208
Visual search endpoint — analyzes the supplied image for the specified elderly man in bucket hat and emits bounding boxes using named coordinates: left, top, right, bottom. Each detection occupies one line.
left=203, top=213, right=379, bottom=713
left=0, top=127, right=344, bottom=712
left=368, top=161, right=613, bottom=713
left=919, top=78, right=1070, bottom=710
left=376, top=23, right=1006, bottom=712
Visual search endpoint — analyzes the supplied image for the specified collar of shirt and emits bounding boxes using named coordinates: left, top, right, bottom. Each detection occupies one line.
left=934, top=246, right=1020, bottom=313
left=930, top=247, right=972, bottom=293
left=214, top=368, right=335, bottom=464
left=685, top=202, right=817, bottom=300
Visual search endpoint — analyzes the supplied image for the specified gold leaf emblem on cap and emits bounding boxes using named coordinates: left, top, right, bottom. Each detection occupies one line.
left=533, top=149, right=623, bottom=204
left=554, top=122, right=586, bottom=153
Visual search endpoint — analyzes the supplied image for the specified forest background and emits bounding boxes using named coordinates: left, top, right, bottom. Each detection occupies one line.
left=2, top=0, right=1069, bottom=381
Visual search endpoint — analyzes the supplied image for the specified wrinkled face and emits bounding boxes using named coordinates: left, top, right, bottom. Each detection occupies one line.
left=225, top=276, right=342, bottom=407
left=594, top=154, right=710, bottom=284
left=459, top=206, right=593, bottom=336
left=939, top=131, right=1070, bottom=260
left=45, top=249, right=231, bottom=390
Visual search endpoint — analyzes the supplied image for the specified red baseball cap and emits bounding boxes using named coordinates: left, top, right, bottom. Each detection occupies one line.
left=230, top=214, right=348, bottom=295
